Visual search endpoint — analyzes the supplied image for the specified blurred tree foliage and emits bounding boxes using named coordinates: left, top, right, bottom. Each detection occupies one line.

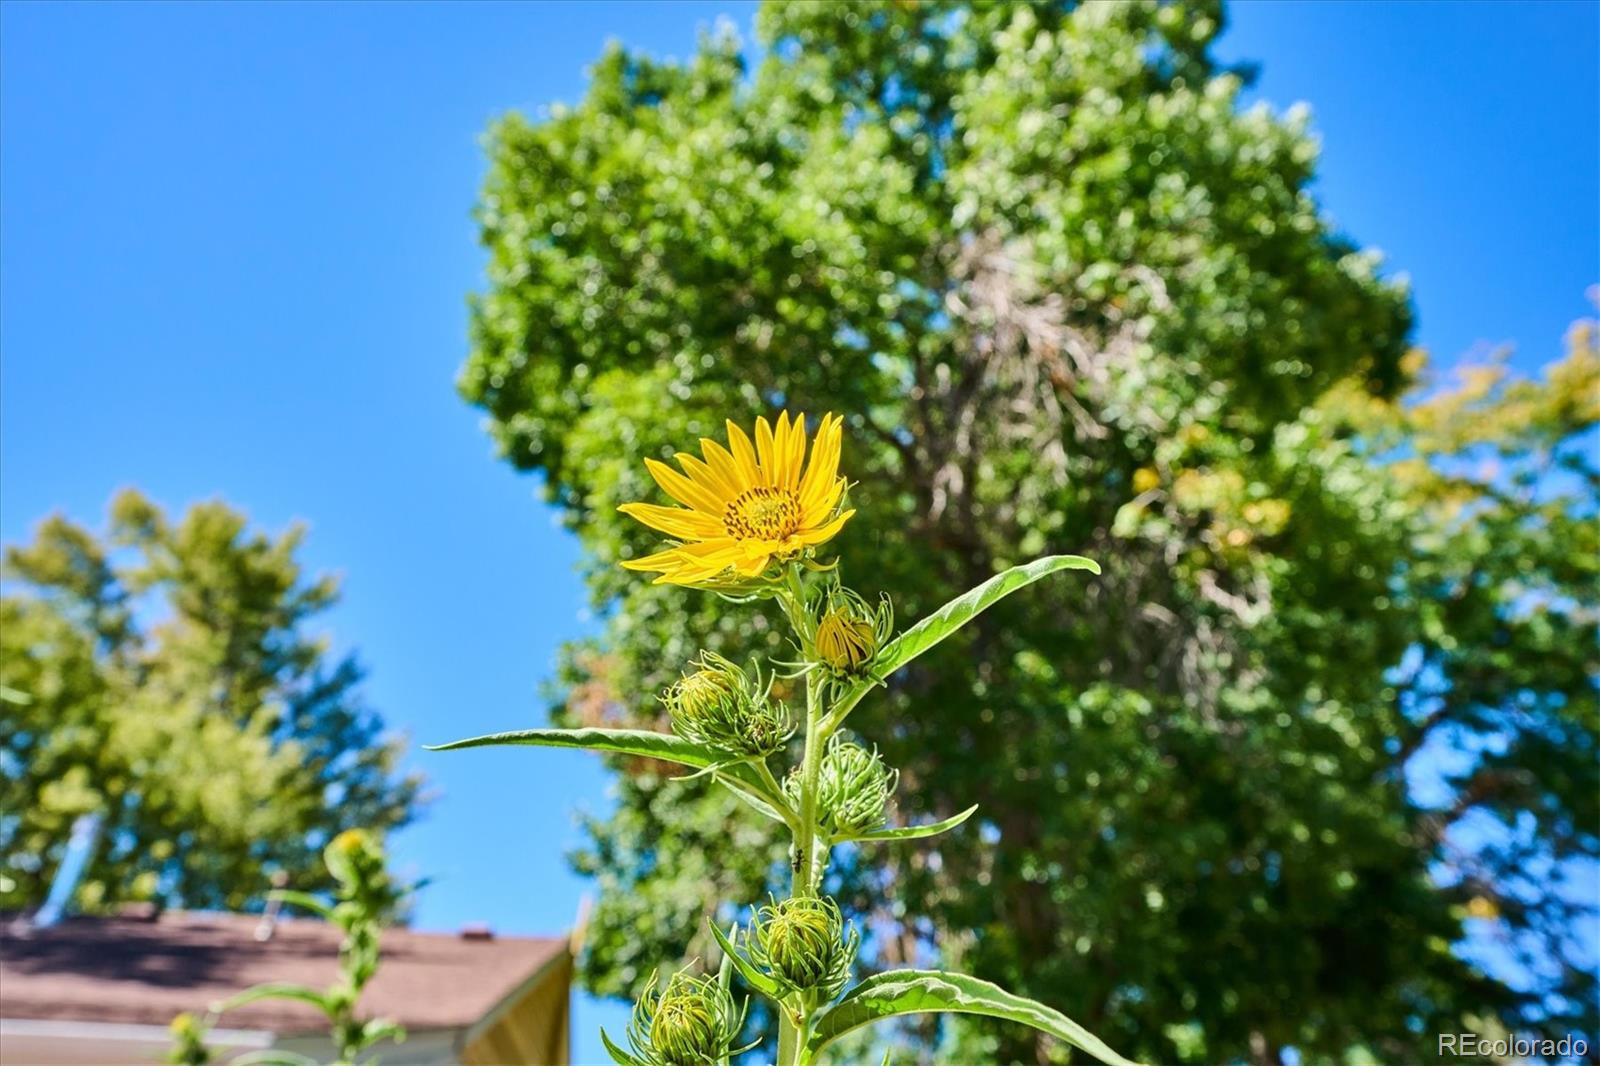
left=460, top=2, right=1598, bottom=1061
left=0, top=490, right=423, bottom=914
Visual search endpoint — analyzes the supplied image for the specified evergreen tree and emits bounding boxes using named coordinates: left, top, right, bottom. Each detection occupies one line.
left=1, top=489, right=423, bottom=913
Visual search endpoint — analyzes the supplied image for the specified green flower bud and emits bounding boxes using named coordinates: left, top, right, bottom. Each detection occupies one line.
left=663, top=652, right=793, bottom=758
left=166, top=1012, right=212, bottom=1066
left=324, top=828, right=384, bottom=889
left=784, top=736, right=898, bottom=838
left=812, top=588, right=892, bottom=677
left=624, top=969, right=746, bottom=1066
left=747, top=895, right=857, bottom=999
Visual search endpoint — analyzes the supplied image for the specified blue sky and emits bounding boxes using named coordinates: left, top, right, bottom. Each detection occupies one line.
left=1, top=2, right=1595, bottom=1061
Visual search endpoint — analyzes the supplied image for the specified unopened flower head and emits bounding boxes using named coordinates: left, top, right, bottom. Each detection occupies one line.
left=617, top=412, right=854, bottom=587
left=813, top=587, right=892, bottom=676
left=167, top=1012, right=212, bottom=1066
left=747, top=894, right=857, bottom=999
left=663, top=652, right=793, bottom=758
left=786, top=736, right=898, bottom=838
left=623, top=969, right=746, bottom=1066
left=324, top=828, right=385, bottom=889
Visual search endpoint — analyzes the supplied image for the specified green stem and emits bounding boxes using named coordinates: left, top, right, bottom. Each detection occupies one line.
left=777, top=563, right=829, bottom=1066
left=793, top=671, right=824, bottom=897
left=819, top=679, right=869, bottom=735
left=752, top=760, right=795, bottom=822
left=778, top=1007, right=800, bottom=1066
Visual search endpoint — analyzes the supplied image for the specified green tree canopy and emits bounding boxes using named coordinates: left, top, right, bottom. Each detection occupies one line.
left=461, top=2, right=1598, bottom=1060
left=1, top=489, right=423, bottom=913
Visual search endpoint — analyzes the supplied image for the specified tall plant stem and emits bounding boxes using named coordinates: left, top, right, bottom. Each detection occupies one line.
left=794, top=670, right=824, bottom=898
left=777, top=565, right=829, bottom=1066
left=777, top=1005, right=801, bottom=1066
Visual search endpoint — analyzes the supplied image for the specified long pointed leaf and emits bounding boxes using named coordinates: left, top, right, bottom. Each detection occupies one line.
left=805, top=970, right=1141, bottom=1066
left=427, top=726, right=718, bottom=764
left=878, top=555, right=1098, bottom=678
left=829, top=555, right=1098, bottom=729
left=267, top=889, right=334, bottom=920
left=426, top=727, right=783, bottom=810
left=843, top=804, right=978, bottom=844
left=724, top=782, right=789, bottom=824
left=708, top=919, right=782, bottom=999
left=600, top=1027, right=648, bottom=1066
left=228, top=1053, right=322, bottom=1066
left=213, top=981, right=329, bottom=1014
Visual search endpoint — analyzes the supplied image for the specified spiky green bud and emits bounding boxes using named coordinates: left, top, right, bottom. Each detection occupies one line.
left=663, top=651, right=793, bottom=758
left=747, top=894, right=857, bottom=999
left=621, top=969, right=746, bottom=1066
left=786, top=735, right=898, bottom=838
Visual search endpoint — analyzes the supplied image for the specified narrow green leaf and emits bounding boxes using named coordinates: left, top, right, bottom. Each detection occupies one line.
left=708, top=918, right=782, bottom=999
left=877, top=555, right=1098, bottom=679
left=227, top=1052, right=321, bottom=1066
left=357, top=1017, right=406, bottom=1050
left=601, top=1027, right=648, bottom=1066
left=267, top=889, right=334, bottom=920
left=843, top=804, right=979, bottom=844
left=723, top=781, right=789, bottom=824
left=212, top=981, right=330, bottom=1015
left=805, top=970, right=1142, bottom=1066
left=716, top=925, right=735, bottom=994
left=426, top=727, right=783, bottom=811
left=829, top=556, right=1098, bottom=729
left=428, top=726, right=713, bottom=763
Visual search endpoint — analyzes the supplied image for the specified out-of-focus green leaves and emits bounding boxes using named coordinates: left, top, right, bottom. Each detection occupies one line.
left=0, top=490, right=423, bottom=913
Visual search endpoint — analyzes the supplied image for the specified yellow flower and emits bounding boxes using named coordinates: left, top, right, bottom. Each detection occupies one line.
left=619, top=412, right=853, bottom=586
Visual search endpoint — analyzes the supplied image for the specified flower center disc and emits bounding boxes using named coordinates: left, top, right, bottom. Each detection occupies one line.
left=724, top=487, right=800, bottom=541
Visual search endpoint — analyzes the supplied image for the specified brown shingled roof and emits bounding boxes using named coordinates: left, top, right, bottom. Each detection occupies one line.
left=0, top=912, right=568, bottom=1034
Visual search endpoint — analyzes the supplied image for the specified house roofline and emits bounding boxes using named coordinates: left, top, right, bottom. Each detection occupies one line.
left=458, top=938, right=574, bottom=1053
left=0, top=1017, right=274, bottom=1047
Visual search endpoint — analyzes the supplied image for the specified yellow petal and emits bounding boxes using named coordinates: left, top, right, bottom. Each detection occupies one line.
left=621, top=545, right=694, bottom=572
left=618, top=502, right=724, bottom=540
left=781, top=412, right=807, bottom=490
left=622, top=538, right=739, bottom=578
left=724, top=420, right=761, bottom=485
left=674, top=452, right=738, bottom=504
left=799, top=415, right=842, bottom=514
left=644, top=458, right=725, bottom=515
left=754, top=416, right=778, bottom=486
left=770, top=412, right=793, bottom=488
left=731, top=548, right=773, bottom=576
left=800, top=477, right=845, bottom=527
left=796, top=508, right=854, bottom=546
left=658, top=541, right=747, bottom=583
left=698, top=438, right=747, bottom=495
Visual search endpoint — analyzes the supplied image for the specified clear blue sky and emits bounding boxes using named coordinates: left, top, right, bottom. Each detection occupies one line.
left=2, top=2, right=1595, bottom=1062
